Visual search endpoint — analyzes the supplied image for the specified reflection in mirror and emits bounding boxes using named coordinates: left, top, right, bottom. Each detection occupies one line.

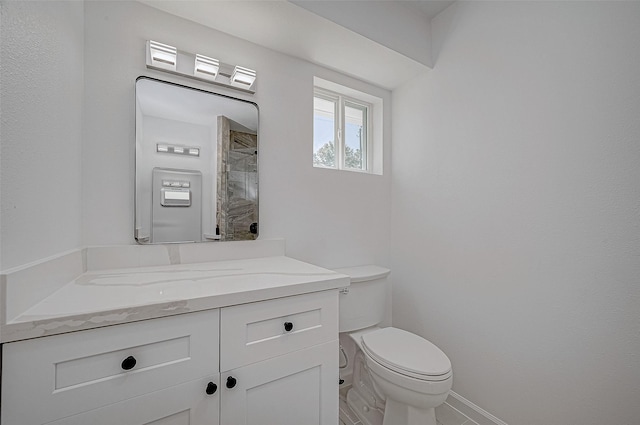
left=135, top=77, right=258, bottom=243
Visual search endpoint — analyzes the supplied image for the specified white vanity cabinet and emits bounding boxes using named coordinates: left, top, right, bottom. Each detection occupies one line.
left=1, top=309, right=220, bottom=425
left=1, top=289, right=340, bottom=425
left=219, top=291, right=339, bottom=425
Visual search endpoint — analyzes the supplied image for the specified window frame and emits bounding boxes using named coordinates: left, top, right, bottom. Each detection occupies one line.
left=313, top=86, right=373, bottom=173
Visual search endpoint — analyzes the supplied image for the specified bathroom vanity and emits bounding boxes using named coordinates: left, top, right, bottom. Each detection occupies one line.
left=0, top=240, right=348, bottom=425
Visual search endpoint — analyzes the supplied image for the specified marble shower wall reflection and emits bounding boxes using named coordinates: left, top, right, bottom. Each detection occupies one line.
left=217, top=116, right=258, bottom=240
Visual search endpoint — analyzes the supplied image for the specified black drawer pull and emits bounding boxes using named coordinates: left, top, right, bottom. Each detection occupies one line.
left=206, top=382, right=218, bottom=395
left=121, top=356, right=137, bottom=371
left=226, top=376, right=237, bottom=389
left=284, top=322, right=294, bottom=332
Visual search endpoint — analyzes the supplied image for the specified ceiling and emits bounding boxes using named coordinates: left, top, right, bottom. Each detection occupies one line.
left=396, top=1, right=455, bottom=20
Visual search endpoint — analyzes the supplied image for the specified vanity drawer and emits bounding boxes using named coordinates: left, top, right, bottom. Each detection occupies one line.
left=44, top=377, right=219, bottom=425
left=1, top=309, right=219, bottom=425
left=220, top=290, right=338, bottom=371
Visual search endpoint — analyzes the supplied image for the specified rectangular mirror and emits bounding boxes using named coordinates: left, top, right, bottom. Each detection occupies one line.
left=135, top=77, right=258, bottom=243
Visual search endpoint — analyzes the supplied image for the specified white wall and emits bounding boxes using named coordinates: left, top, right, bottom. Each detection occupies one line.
left=0, top=1, right=391, bottom=271
left=80, top=1, right=391, bottom=269
left=0, top=1, right=84, bottom=270
left=391, top=2, right=640, bottom=425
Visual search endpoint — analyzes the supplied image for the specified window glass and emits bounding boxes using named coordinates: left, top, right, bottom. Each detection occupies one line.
left=313, top=96, right=337, bottom=168
left=313, top=77, right=382, bottom=175
left=344, top=102, right=366, bottom=170
left=313, top=83, right=377, bottom=173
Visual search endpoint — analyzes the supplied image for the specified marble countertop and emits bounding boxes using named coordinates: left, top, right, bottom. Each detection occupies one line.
left=1, top=255, right=349, bottom=343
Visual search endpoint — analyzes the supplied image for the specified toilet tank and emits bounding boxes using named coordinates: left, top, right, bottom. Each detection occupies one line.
left=334, top=265, right=391, bottom=333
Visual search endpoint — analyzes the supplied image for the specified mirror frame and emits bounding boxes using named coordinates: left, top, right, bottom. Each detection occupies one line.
left=134, top=76, right=259, bottom=244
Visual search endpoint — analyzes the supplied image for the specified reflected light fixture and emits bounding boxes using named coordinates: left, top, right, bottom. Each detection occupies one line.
left=148, top=40, right=177, bottom=71
left=157, top=144, right=200, bottom=157
left=230, top=66, right=257, bottom=90
left=194, top=54, right=219, bottom=82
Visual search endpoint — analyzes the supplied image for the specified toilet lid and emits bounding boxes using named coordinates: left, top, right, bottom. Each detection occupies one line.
left=362, top=328, right=451, bottom=378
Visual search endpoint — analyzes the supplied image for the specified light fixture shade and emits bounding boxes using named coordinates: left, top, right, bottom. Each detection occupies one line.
left=230, top=66, right=257, bottom=89
left=194, top=54, right=219, bottom=81
left=149, top=40, right=177, bottom=71
left=144, top=40, right=257, bottom=94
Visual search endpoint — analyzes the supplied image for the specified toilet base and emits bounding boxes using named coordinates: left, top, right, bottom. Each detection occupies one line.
left=344, top=350, right=385, bottom=425
left=346, top=387, right=384, bottom=425
left=382, top=397, right=437, bottom=425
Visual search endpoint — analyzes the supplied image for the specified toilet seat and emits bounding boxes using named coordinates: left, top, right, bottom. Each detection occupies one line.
left=362, top=327, right=452, bottom=381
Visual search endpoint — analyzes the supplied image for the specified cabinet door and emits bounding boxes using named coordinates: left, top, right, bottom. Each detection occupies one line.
left=220, top=340, right=338, bottom=425
left=45, top=377, right=219, bottom=425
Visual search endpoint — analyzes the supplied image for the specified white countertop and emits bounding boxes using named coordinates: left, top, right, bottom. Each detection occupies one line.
left=1, top=255, right=349, bottom=343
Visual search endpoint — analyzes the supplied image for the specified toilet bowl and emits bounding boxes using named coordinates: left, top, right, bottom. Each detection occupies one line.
left=336, top=266, right=452, bottom=425
left=361, top=327, right=452, bottom=425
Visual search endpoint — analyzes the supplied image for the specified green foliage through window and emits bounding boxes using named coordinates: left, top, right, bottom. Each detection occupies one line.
left=313, top=141, right=362, bottom=168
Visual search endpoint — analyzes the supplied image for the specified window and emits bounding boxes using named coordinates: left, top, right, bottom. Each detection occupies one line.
left=313, top=78, right=382, bottom=174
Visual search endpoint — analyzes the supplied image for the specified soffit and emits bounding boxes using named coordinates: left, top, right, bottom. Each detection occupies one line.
left=138, top=0, right=430, bottom=89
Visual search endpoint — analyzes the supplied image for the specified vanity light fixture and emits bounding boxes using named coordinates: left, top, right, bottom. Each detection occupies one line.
left=230, top=66, right=257, bottom=90
left=145, top=40, right=257, bottom=94
left=194, top=54, right=220, bottom=81
left=148, top=40, right=177, bottom=71
left=157, top=144, right=200, bottom=157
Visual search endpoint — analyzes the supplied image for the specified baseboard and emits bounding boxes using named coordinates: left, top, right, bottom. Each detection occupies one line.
left=446, top=391, right=509, bottom=425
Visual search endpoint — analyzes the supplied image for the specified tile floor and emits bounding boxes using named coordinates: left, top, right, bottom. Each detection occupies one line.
left=436, top=402, right=479, bottom=425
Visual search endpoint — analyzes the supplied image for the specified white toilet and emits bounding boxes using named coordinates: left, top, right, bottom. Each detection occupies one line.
left=336, top=266, right=452, bottom=425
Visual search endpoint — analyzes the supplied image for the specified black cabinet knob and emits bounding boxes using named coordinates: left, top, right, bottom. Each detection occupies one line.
left=226, top=376, right=237, bottom=389
left=206, top=382, right=218, bottom=395
left=121, top=356, right=137, bottom=371
left=284, top=322, right=294, bottom=332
